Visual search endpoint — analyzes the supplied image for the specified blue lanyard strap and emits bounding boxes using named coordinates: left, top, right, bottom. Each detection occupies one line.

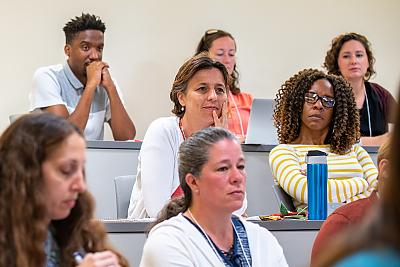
left=183, top=215, right=252, bottom=267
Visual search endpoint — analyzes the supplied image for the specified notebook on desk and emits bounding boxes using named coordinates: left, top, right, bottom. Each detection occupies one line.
left=244, top=98, right=279, bottom=145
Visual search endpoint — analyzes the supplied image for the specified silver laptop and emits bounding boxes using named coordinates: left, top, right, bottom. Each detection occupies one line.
left=245, top=98, right=278, bottom=145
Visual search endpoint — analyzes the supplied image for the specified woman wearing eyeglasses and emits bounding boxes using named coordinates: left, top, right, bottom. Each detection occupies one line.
left=269, top=69, right=378, bottom=207
left=195, top=29, right=253, bottom=142
left=140, top=127, right=288, bottom=267
left=324, top=33, right=396, bottom=146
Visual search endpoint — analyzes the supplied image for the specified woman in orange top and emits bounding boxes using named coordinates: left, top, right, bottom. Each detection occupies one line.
left=195, top=29, right=253, bottom=142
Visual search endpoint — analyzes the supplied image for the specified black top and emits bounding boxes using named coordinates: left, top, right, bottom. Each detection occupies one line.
left=359, top=82, right=395, bottom=137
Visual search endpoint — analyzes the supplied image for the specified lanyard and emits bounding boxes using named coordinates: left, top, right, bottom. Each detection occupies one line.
left=186, top=210, right=251, bottom=266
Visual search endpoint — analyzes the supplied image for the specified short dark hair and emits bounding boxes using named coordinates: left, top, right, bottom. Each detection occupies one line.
left=63, top=13, right=106, bottom=44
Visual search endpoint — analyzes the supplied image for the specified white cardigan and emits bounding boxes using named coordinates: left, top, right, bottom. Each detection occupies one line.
left=140, top=214, right=288, bottom=267
left=128, top=116, right=247, bottom=219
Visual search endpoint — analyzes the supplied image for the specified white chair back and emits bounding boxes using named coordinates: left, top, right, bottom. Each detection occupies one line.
left=114, top=175, right=136, bottom=219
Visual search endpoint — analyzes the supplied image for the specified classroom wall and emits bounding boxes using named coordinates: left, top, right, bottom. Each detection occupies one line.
left=1, top=0, right=399, bottom=139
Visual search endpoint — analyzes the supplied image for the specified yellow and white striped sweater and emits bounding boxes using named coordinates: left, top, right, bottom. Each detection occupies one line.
left=269, top=144, right=378, bottom=205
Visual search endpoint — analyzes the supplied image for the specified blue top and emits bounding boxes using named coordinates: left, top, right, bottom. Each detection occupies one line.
left=334, top=249, right=400, bottom=267
left=45, top=229, right=60, bottom=267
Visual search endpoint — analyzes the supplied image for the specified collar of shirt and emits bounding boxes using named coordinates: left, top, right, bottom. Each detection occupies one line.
left=63, top=62, right=84, bottom=92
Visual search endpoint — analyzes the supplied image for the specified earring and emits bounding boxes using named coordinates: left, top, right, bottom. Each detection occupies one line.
left=181, top=106, right=185, bottom=112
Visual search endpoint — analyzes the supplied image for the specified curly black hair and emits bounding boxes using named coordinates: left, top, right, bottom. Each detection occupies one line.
left=63, top=13, right=106, bottom=44
left=324, top=32, right=376, bottom=81
left=274, top=69, right=360, bottom=155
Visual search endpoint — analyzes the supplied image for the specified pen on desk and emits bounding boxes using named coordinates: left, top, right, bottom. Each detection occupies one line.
left=73, top=251, right=84, bottom=264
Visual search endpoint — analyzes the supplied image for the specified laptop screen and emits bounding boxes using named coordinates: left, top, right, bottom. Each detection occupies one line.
left=245, top=98, right=279, bottom=145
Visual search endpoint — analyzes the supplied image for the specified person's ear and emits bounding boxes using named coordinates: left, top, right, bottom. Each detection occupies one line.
left=378, top=159, right=390, bottom=180
left=64, top=44, right=71, bottom=57
left=185, top=173, right=199, bottom=194
left=177, top=92, right=186, bottom=108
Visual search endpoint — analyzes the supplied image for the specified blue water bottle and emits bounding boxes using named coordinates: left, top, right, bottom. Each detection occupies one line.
left=306, top=150, right=328, bottom=220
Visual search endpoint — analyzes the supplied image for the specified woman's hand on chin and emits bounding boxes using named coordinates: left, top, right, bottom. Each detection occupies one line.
left=213, top=101, right=228, bottom=128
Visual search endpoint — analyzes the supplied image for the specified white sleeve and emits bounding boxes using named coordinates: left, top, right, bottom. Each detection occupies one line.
left=140, top=230, right=194, bottom=267
left=30, top=67, right=65, bottom=111
left=141, top=119, right=179, bottom=218
left=247, top=222, right=289, bottom=267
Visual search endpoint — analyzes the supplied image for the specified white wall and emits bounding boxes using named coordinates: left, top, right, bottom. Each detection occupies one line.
left=1, top=0, right=399, bottom=139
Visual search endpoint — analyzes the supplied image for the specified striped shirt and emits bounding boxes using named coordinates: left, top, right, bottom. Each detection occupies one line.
left=269, top=144, right=378, bottom=205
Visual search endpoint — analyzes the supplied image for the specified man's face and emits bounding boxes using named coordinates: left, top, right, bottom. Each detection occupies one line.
left=64, top=29, right=104, bottom=81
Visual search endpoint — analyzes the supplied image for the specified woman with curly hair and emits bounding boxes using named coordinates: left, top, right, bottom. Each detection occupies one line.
left=269, top=69, right=378, bottom=207
left=0, top=113, right=128, bottom=267
left=324, top=32, right=396, bottom=146
left=195, top=29, right=253, bottom=142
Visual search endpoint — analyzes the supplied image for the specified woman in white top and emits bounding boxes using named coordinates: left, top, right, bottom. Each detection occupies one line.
left=128, top=53, right=247, bottom=219
left=140, top=127, right=288, bottom=267
left=195, top=29, right=253, bottom=142
left=269, top=69, right=378, bottom=206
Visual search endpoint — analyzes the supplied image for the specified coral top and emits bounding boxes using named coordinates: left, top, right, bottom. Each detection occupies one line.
left=227, top=91, right=253, bottom=140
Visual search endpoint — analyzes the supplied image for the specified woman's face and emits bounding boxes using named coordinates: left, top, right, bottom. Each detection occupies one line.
left=337, top=40, right=369, bottom=82
left=41, top=132, right=86, bottom=222
left=208, top=36, right=236, bottom=75
left=193, top=138, right=246, bottom=213
left=300, top=79, right=334, bottom=133
left=178, top=68, right=227, bottom=127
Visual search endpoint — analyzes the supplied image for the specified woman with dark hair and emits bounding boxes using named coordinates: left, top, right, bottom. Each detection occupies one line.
left=196, top=29, right=253, bottom=142
left=324, top=32, right=396, bottom=146
left=0, top=113, right=128, bottom=267
left=128, top=53, right=247, bottom=219
left=269, top=69, right=378, bottom=207
left=313, top=88, right=400, bottom=267
left=140, top=127, right=287, bottom=267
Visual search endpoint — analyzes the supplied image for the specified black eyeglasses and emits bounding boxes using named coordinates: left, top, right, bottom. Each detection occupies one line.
left=304, top=92, right=335, bottom=108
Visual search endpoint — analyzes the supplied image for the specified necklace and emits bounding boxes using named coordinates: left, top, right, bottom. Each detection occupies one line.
left=179, top=118, right=187, bottom=140
left=186, top=209, right=251, bottom=266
